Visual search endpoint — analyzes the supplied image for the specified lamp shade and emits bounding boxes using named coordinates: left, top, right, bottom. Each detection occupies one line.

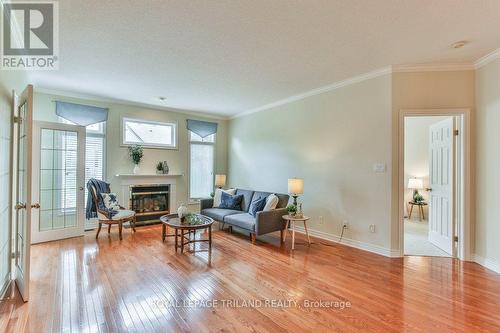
left=288, top=178, right=304, bottom=195
left=215, top=174, right=226, bottom=187
left=407, top=178, right=423, bottom=190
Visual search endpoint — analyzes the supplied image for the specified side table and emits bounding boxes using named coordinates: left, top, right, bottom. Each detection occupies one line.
left=282, top=215, right=311, bottom=250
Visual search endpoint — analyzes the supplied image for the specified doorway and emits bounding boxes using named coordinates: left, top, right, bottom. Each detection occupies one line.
left=398, top=109, right=472, bottom=260
left=404, top=116, right=451, bottom=257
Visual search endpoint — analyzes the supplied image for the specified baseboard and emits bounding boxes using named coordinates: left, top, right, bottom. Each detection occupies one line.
left=293, top=226, right=400, bottom=258
left=473, top=254, right=500, bottom=274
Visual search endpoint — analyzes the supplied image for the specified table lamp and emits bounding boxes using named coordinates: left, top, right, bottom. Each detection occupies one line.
left=215, top=174, right=226, bottom=189
left=288, top=178, right=304, bottom=206
left=407, top=178, right=424, bottom=202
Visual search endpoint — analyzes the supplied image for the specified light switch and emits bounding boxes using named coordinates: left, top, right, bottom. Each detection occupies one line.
left=373, top=163, right=386, bottom=173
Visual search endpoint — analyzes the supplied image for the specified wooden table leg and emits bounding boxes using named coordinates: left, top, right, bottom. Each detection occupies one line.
left=181, top=230, right=185, bottom=253
left=208, top=226, right=212, bottom=254
left=175, top=229, right=178, bottom=252
left=418, top=205, right=423, bottom=221
left=409, top=204, right=414, bottom=219
left=283, top=220, right=289, bottom=241
left=291, top=220, right=295, bottom=250
left=162, top=224, right=166, bottom=242
left=422, top=205, right=425, bottom=220
left=303, top=221, right=311, bottom=246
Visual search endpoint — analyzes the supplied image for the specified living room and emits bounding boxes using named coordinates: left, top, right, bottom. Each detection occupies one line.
left=1, top=1, right=500, bottom=332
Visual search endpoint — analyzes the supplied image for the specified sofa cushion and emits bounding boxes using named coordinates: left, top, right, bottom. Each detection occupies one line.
left=248, top=196, right=267, bottom=217
left=201, top=208, right=241, bottom=221
left=213, top=188, right=236, bottom=207
left=224, top=213, right=256, bottom=231
left=251, top=191, right=289, bottom=209
left=263, top=194, right=279, bottom=211
left=219, top=192, right=243, bottom=210
left=235, top=189, right=255, bottom=212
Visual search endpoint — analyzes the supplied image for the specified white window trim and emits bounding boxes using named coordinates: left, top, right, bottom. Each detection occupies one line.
left=188, top=131, right=216, bottom=202
left=121, top=117, right=178, bottom=150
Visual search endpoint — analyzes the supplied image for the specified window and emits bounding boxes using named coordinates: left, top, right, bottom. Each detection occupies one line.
left=189, top=132, right=215, bottom=200
left=122, top=117, right=177, bottom=149
left=59, top=117, right=106, bottom=229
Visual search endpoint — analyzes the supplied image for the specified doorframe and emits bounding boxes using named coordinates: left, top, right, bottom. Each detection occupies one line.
left=398, top=108, right=471, bottom=260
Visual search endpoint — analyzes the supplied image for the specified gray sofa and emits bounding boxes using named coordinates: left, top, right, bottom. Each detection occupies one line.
left=200, top=189, right=289, bottom=244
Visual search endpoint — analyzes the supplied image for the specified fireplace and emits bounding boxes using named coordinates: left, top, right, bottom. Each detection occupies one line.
left=129, top=184, right=170, bottom=224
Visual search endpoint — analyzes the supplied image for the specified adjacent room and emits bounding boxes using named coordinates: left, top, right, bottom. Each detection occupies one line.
left=1, top=1, right=500, bottom=332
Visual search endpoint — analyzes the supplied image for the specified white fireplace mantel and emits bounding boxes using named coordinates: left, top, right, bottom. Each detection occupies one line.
left=114, top=174, right=184, bottom=213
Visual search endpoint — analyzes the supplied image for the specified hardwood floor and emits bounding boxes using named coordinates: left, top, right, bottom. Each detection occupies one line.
left=1, top=225, right=500, bottom=332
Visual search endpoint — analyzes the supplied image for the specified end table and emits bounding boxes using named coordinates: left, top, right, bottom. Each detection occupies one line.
left=282, top=215, right=311, bottom=250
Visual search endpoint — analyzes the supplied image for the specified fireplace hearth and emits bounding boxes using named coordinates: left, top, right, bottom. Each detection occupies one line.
left=130, top=184, right=170, bottom=224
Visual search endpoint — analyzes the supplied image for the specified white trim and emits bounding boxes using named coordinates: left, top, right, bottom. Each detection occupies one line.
left=474, top=48, right=500, bottom=69
left=232, top=67, right=392, bottom=119
left=121, top=117, right=178, bottom=150
left=392, top=63, right=475, bottom=73
left=35, top=87, right=229, bottom=120
left=398, top=109, right=472, bottom=261
left=293, top=226, right=400, bottom=258
left=473, top=254, right=500, bottom=274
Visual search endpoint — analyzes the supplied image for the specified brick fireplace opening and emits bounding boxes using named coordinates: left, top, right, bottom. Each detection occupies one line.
left=130, top=184, right=170, bottom=224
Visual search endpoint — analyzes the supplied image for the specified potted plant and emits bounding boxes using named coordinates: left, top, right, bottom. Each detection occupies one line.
left=128, top=145, right=144, bottom=174
left=286, top=204, right=297, bottom=217
left=156, top=161, right=164, bottom=174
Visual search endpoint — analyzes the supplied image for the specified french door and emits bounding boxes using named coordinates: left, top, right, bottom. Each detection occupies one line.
left=14, top=85, right=33, bottom=302
left=31, top=122, right=86, bottom=244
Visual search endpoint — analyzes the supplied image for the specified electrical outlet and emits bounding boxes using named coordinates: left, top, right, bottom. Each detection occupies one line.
left=318, top=216, right=324, bottom=225
left=369, top=224, right=376, bottom=233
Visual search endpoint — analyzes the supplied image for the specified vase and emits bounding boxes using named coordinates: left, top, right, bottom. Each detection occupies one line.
left=177, top=203, right=188, bottom=222
left=162, top=161, right=169, bottom=174
left=133, top=164, right=140, bottom=174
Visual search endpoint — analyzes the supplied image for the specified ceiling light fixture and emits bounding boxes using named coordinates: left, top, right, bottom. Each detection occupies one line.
left=451, top=40, right=468, bottom=49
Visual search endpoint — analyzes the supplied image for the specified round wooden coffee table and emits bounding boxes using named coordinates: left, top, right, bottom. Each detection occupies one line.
left=160, top=213, right=214, bottom=254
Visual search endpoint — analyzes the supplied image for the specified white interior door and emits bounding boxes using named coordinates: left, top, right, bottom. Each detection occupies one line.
left=31, top=121, right=86, bottom=244
left=14, top=85, right=33, bottom=302
left=428, top=117, right=455, bottom=255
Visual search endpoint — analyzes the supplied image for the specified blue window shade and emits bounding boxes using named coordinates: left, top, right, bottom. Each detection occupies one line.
left=56, top=101, right=109, bottom=127
left=186, top=119, right=217, bottom=138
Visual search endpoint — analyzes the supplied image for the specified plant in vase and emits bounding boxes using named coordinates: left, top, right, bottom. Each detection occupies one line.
left=156, top=162, right=164, bottom=174
left=286, top=204, right=297, bottom=216
left=128, top=145, right=144, bottom=174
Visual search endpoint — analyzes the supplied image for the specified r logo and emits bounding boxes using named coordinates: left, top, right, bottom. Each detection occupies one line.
left=3, top=2, right=54, bottom=55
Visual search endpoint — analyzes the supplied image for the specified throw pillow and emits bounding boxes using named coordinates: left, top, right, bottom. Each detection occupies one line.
left=213, top=188, right=236, bottom=207
left=219, top=192, right=243, bottom=210
left=263, top=194, right=279, bottom=211
left=100, top=193, right=120, bottom=211
left=249, top=196, right=267, bottom=217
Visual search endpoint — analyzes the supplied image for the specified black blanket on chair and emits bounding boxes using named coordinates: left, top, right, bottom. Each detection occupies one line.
left=86, top=178, right=117, bottom=219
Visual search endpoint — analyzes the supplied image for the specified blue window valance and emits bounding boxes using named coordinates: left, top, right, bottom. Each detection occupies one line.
left=56, top=101, right=109, bottom=127
left=186, top=119, right=218, bottom=138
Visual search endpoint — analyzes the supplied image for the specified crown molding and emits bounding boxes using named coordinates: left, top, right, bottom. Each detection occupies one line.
left=474, top=48, right=500, bottom=69
left=34, top=87, right=229, bottom=120
left=232, top=67, right=392, bottom=119
left=392, top=63, right=475, bottom=73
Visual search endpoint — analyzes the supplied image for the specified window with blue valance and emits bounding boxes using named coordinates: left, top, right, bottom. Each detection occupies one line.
left=186, top=119, right=218, bottom=138
left=55, top=101, right=109, bottom=127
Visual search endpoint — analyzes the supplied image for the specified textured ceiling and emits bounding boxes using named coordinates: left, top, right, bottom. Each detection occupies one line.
left=27, top=0, right=500, bottom=117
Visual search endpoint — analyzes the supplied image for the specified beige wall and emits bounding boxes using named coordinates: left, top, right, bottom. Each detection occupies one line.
left=391, top=70, right=475, bottom=251
left=0, top=72, right=28, bottom=296
left=475, top=58, right=500, bottom=266
left=229, top=74, right=393, bottom=251
left=404, top=116, right=448, bottom=217
left=33, top=92, right=229, bottom=211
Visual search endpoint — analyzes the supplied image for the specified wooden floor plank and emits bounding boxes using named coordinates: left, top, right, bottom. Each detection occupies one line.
left=1, top=225, right=500, bottom=332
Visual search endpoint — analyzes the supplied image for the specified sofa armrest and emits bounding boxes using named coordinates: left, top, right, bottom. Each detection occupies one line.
left=200, top=198, right=214, bottom=211
left=255, top=208, right=288, bottom=236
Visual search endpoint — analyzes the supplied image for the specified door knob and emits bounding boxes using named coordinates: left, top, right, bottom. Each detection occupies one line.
left=426, top=188, right=432, bottom=192
left=15, top=203, right=26, bottom=210
left=31, top=203, right=40, bottom=209
left=79, top=187, right=84, bottom=191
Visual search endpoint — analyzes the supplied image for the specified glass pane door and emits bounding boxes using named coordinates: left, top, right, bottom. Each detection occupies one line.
left=32, top=122, right=85, bottom=244
left=40, top=129, right=78, bottom=231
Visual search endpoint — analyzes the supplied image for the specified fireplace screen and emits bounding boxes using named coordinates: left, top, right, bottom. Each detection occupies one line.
left=130, top=184, right=170, bottom=222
